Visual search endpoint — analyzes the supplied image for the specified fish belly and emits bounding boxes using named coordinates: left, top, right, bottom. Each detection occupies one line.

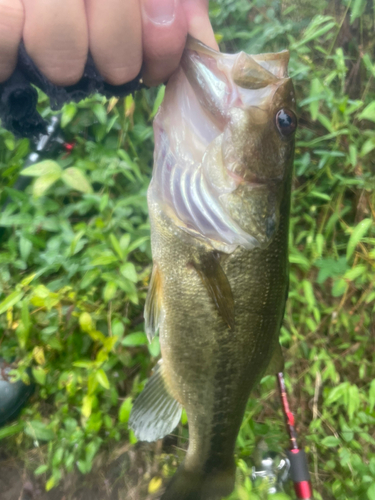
left=150, top=198, right=289, bottom=475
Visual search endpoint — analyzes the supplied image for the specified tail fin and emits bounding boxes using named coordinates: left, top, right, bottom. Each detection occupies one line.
left=161, top=464, right=235, bottom=500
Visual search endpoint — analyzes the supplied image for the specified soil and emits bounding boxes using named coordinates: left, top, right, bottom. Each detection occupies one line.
left=0, top=440, right=178, bottom=500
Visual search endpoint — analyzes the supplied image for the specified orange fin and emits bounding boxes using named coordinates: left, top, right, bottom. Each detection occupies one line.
left=144, top=265, right=163, bottom=342
left=192, top=252, right=235, bottom=330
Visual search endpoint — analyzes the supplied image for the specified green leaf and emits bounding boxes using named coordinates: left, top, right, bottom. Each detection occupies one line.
left=350, top=0, right=367, bottom=23
left=344, top=265, right=366, bottom=281
left=103, top=281, right=117, bottom=302
left=148, top=336, right=160, bottom=357
left=92, top=103, right=107, bottom=125
left=25, top=421, right=54, bottom=441
left=45, top=477, right=55, bottom=492
left=358, top=102, right=375, bottom=122
left=293, top=17, right=336, bottom=48
left=61, top=103, right=77, bottom=128
left=332, top=278, right=348, bottom=297
left=360, top=138, right=375, bottom=157
left=368, top=483, right=375, bottom=500
left=112, top=319, right=125, bottom=338
left=96, top=369, right=110, bottom=390
left=315, top=233, right=324, bottom=257
left=0, top=422, right=25, bottom=440
left=21, top=160, right=62, bottom=177
left=121, top=332, right=147, bottom=346
left=33, top=172, right=61, bottom=197
left=32, top=366, right=46, bottom=385
left=62, top=167, right=93, bottom=194
left=73, top=360, right=95, bottom=369
left=119, top=397, right=132, bottom=423
left=325, top=382, right=349, bottom=405
left=79, top=312, right=93, bottom=333
left=302, top=280, right=316, bottom=309
left=289, top=252, right=311, bottom=272
left=80, top=269, right=100, bottom=289
left=120, top=234, right=131, bottom=252
left=346, top=219, right=373, bottom=260
left=369, top=380, right=375, bottom=411
left=321, top=436, right=341, bottom=447
left=0, top=290, right=24, bottom=315
left=317, top=113, right=334, bottom=133
left=126, top=236, right=150, bottom=253
left=19, top=236, right=32, bottom=262
left=82, top=395, right=93, bottom=418
left=349, top=144, right=357, bottom=167
left=309, top=78, right=322, bottom=120
left=5, top=136, right=15, bottom=151
left=347, top=385, right=360, bottom=420
left=19, top=300, right=30, bottom=347
left=110, top=233, right=123, bottom=259
left=120, top=262, right=138, bottom=283
left=34, top=464, right=49, bottom=476
left=151, top=85, right=165, bottom=118
left=90, top=254, right=118, bottom=266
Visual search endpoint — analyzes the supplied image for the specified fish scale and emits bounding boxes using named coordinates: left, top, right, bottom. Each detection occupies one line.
left=129, top=36, right=297, bottom=500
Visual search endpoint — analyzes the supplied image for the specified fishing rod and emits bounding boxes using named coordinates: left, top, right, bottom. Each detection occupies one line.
left=277, top=372, right=313, bottom=500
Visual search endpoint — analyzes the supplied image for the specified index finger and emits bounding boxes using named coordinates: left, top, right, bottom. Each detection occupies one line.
left=0, top=0, right=24, bottom=82
left=182, top=0, right=218, bottom=50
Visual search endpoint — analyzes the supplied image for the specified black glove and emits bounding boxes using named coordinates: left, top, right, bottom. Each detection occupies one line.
left=0, top=42, right=144, bottom=139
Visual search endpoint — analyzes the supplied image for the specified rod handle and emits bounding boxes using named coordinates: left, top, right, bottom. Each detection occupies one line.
left=286, top=449, right=313, bottom=499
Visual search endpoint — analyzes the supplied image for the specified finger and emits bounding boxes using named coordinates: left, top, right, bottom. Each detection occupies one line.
left=0, top=0, right=24, bottom=82
left=182, top=0, right=218, bottom=50
left=86, top=0, right=142, bottom=85
left=22, top=0, right=88, bottom=86
left=141, top=0, right=188, bottom=87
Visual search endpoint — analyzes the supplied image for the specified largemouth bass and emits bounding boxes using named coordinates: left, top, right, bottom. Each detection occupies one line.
left=129, top=36, right=297, bottom=500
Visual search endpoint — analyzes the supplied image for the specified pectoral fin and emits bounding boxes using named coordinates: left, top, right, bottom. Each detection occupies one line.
left=144, top=265, right=162, bottom=342
left=129, top=360, right=182, bottom=442
left=264, top=343, right=284, bottom=376
left=192, top=252, right=235, bottom=330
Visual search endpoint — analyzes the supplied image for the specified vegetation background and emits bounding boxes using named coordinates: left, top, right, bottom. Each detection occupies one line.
left=0, top=0, right=374, bottom=499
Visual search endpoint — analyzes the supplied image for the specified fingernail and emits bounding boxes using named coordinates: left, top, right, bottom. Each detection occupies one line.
left=143, top=0, right=176, bottom=25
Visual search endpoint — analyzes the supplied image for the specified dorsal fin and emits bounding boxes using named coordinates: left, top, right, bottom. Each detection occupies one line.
left=232, top=52, right=278, bottom=89
left=144, top=265, right=163, bottom=342
left=129, top=360, right=182, bottom=442
left=191, top=252, right=235, bottom=330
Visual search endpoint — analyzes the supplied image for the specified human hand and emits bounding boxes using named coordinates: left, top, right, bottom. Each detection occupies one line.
left=0, top=0, right=218, bottom=87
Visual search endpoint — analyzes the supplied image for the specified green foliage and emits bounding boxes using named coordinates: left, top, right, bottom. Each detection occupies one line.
left=0, top=1, right=375, bottom=499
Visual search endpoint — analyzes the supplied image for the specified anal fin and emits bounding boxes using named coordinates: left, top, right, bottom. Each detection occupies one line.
left=264, top=343, right=284, bottom=376
left=129, top=360, right=182, bottom=442
left=192, top=252, right=235, bottom=330
left=144, top=265, right=163, bottom=342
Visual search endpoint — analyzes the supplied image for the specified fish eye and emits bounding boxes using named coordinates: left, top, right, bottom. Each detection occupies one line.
left=275, top=109, right=297, bottom=137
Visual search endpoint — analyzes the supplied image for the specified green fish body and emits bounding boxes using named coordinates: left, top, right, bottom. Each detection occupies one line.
left=130, top=37, right=297, bottom=500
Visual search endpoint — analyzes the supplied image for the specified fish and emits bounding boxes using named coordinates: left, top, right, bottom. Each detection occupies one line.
left=129, top=36, right=297, bottom=500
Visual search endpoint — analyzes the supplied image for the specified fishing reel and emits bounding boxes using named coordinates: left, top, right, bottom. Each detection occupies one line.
left=251, top=373, right=313, bottom=499
left=251, top=447, right=290, bottom=494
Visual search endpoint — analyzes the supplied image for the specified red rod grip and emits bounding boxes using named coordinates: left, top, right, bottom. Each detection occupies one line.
left=294, top=480, right=313, bottom=499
